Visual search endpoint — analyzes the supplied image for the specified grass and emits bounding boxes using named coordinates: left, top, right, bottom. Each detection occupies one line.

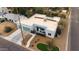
left=37, top=43, right=48, bottom=51
left=37, top=43, right=59, bottom=51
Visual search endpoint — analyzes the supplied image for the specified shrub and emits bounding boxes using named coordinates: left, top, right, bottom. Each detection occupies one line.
left=4, top=27, right=13, bottom=33
left=51, top=46, right=59, bottom=51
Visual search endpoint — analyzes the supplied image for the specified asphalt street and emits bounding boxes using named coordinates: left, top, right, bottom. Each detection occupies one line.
left=0, top=37, right=29, bottom=51
left=70, top=7, right=79, bottom=51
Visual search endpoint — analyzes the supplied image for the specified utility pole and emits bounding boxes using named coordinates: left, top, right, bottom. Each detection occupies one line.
left=16, top=8, right=24, bottom=44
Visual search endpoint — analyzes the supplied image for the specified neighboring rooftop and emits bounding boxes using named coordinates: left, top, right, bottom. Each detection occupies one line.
left=3, top=13, right=27, bottom=21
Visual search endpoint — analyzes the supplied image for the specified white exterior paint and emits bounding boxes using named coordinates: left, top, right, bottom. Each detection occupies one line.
left=46, top=16, right=60, bottom=22
left=19, top=14, right=60, bottom=31
left=46, top=29, right=56, bottom=38
left=17, top=14, right=60, bottom=38
left=21, top=24, right=57, bottom=38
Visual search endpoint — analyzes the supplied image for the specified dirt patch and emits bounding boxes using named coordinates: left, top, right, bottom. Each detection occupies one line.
left=0, top=21, right=17, bottom=36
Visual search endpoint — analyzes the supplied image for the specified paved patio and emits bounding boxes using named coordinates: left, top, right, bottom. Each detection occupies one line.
left=22, top=33, right=32, bottom=46
left=0, top=37, right=29, bottom=51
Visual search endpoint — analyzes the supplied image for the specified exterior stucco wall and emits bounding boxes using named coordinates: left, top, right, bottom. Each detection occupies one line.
left=46, top=29, right=56, bottom=38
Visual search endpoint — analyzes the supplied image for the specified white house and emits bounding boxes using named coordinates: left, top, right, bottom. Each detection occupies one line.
left=17, top=14, right=60, bottom=38
left=0, top=12, right=27, bottom=25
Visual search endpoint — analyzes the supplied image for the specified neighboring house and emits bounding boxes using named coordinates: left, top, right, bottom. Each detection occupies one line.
left=0, top=13, right=27, bottom=25
left=0, top=12, right=5, bottom=21
left=0, top=12, right=4, bottom=16
left=0, top=7, right=12, bottom=13
left=16, top=14, right=60, bottom=38
left=3, top=13, right=27, bottom=23
left=0, top=7, right=27, bottom=23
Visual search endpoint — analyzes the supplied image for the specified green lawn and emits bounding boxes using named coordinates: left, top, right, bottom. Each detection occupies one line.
left=37, top=43, right=48, bottom=51
left=37, top=43, right=59, bottom=51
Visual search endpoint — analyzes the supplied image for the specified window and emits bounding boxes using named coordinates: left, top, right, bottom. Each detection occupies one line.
left=48, top=33, right=51, bottom=36
left=23, top=26, right=30, bottom=32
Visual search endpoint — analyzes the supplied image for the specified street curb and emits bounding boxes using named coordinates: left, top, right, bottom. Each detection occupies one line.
left=65, top=8, right=71, bottom=51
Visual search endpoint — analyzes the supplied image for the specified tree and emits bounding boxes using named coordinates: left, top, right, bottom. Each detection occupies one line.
left=46, top=40, right=59, bottom=51
left=4, top=27, right=13, bottom=33
left=55, top=18, right=66, bottom=37
left=34, top=7, right=43, bottom=14
left=25, top=8, right=35, bottom=18
left=58, top=18, right=66, bottom=28
left=55, top=25, right=62, bottom=37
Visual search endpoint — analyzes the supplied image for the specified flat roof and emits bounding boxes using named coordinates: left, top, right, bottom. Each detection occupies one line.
left=3, top=13, right=27, bottom=21
left=20, top=14, right=60, bottom=31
